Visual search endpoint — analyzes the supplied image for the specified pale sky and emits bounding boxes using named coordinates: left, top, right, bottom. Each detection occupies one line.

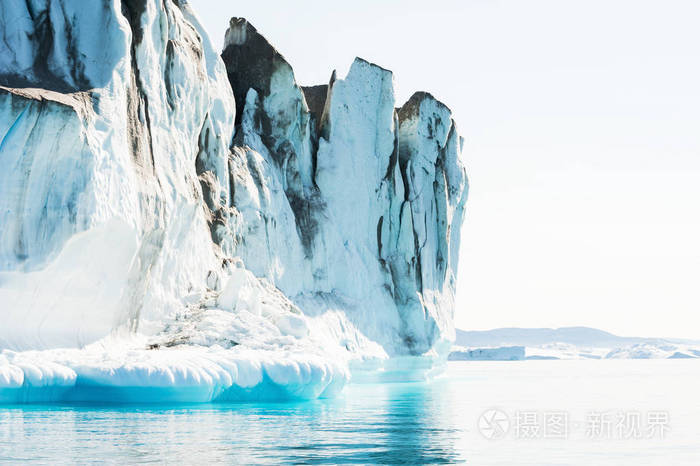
left=191, top=0, right=700, bottom=339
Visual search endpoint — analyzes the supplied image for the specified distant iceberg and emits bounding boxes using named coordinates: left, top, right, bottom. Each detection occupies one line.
left=448, top=346, right=525, bottom=361
left=450, top=327, right=700, bottom=361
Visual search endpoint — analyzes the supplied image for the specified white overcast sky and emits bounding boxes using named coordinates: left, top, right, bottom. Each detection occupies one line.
left=191, top=0, right=700, bottom=339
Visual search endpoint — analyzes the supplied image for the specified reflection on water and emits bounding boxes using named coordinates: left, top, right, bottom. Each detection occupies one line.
left=275, top=382, right=462, bottom=464
left=3, top=360, right=700, bottom=464
left=0, top=377, right=464, bottom=464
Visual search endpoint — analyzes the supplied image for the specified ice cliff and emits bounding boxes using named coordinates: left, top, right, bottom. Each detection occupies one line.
left=0, top=1, right=467, bottom=403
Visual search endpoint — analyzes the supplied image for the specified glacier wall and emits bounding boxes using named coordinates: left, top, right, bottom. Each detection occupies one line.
left=0, top=1, right=467, bottom=402
left=220, top=19, right=468, bottom=357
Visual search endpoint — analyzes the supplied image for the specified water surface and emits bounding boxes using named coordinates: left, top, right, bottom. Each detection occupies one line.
left=1, top=360, right=699, bottom=464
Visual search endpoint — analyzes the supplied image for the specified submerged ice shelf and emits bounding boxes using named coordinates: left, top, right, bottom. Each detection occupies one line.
left=0, top=345, right=348, bottom=404
left=0, top=1, right=467, bottom=402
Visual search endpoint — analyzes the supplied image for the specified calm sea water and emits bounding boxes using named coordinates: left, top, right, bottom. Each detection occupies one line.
left=1, top=360, right=699, bottom=464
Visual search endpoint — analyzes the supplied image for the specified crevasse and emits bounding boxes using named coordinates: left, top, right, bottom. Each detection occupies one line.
left=0, top=1, right=467, bottom=403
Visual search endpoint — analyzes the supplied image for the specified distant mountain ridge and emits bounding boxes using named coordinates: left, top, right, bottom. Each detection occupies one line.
left=455, top=327, right=699, bottom=349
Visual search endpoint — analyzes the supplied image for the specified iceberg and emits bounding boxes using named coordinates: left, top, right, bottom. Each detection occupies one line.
left=451, top=327, right=700, bottom=361
left=448, top=346, right=526, bottom=361
left=0, top=1, right=467, bottom=402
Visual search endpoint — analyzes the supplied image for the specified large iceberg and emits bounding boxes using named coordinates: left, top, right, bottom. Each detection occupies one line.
left=0, top=1, right=467, bottom=402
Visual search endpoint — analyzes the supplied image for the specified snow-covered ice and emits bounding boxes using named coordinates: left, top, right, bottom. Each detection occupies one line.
left=0, top=2, right=467, bottom=402
left=448, top=346, right=526, bottom=361
left=450, top=327, right=700, bottom=361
